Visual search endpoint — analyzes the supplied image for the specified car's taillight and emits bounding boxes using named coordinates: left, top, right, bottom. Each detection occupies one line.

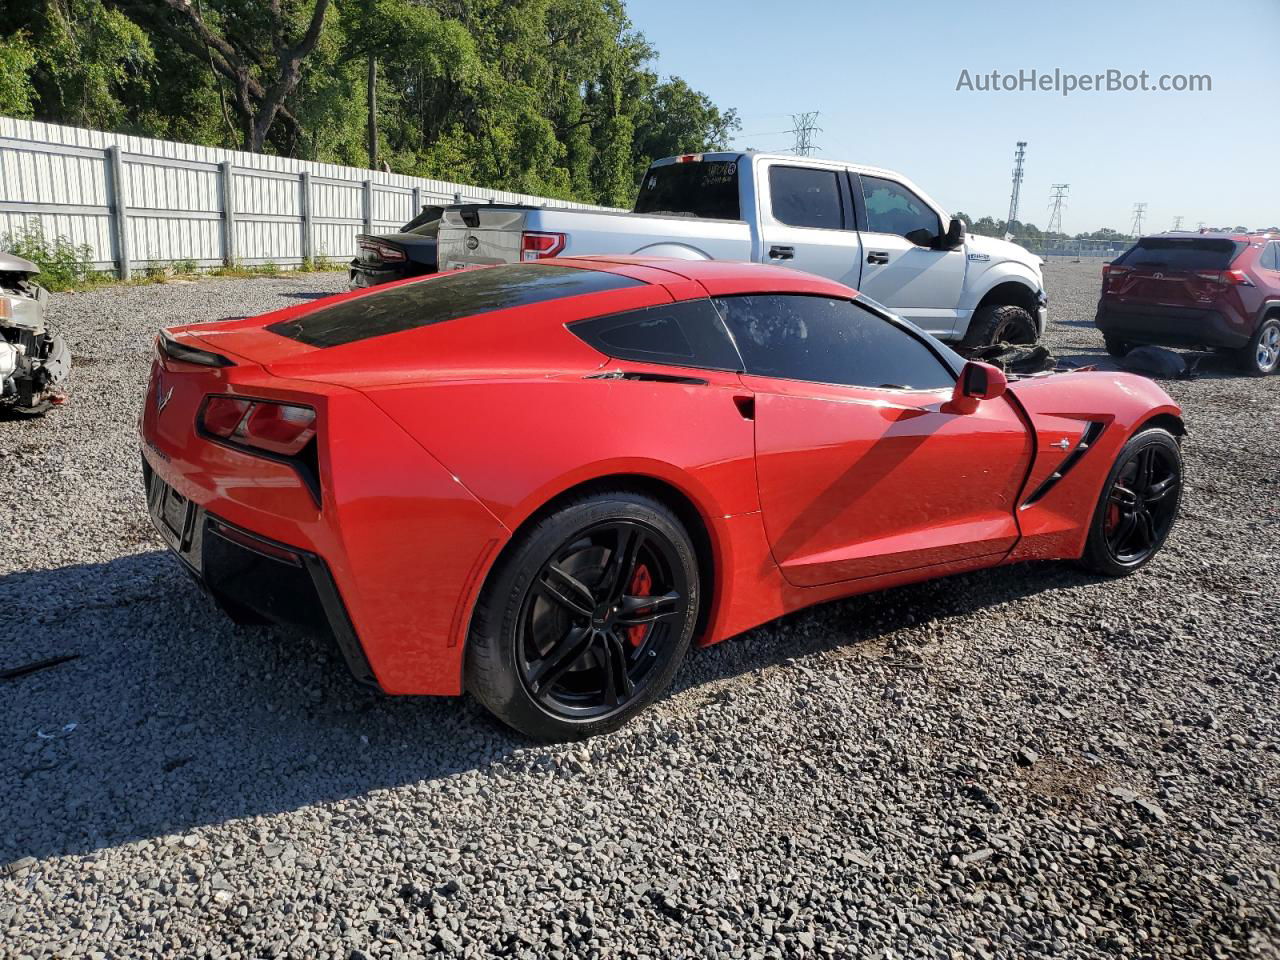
left=520, top=231, right=566, bottom=261
left=199, top=397, right=316, bottom=456
left=357, top=238, right=407, bottom=263
left=1102, top=264, right=1129, bottom=280
left=201, top=396, right=252, bottom=435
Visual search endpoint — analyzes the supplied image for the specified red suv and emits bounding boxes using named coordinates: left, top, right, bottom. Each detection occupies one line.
left=1095, top=232, right=1280, bottom=375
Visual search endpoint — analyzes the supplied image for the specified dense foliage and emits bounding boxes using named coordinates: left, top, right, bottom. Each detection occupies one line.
left=1, top=0, right=738, bottom=207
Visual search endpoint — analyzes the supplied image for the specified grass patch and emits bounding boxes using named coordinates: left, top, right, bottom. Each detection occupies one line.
left=1, top=222, right=106, bottom=291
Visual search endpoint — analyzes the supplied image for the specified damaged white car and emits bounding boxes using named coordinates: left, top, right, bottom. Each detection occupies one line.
left=1, top=252, right=70, bottom=416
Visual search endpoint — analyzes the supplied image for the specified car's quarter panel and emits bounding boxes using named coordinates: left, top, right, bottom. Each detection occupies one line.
left=140, top=351, right=511, bottom=697
left=361, top=370, right=760, bottom=530
left=744, top=377, right=1032, bottom=586
left=1004, top=371, right=1182, bottom=563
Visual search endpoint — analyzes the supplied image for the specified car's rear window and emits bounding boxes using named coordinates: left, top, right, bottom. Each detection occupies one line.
left=633, top=160, right=742, bottom=221
left=1115, top=237, right=1246, bottom=271
left=267, top=264, right=643, bottom=347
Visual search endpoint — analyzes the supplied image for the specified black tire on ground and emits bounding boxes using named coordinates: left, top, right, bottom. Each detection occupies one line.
left=465, top=489, right=700, bottom=741
left=1078, top=427, right=1182, bottom=578
left=962, top=304, right=1038, bottom=349
left=1103, top=335, right=1131, bottom=358
left=1235, top=316, right=1280, bottom=376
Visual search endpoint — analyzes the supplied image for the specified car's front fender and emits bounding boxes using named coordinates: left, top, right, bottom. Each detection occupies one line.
left=1005, top=370, right=1182, bottom=563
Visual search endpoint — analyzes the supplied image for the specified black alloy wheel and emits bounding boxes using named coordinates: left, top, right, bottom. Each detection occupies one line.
left=1080, top=427, right=1182, bottom=576
left=517, top=519, right=687, bottom=718
left=466, top=490, right=700, bottom=740
left=1102, top=444, right=1181, bottom=564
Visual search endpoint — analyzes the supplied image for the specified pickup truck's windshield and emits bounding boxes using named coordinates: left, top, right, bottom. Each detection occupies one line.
left=634, top=160, right=741, bottom=221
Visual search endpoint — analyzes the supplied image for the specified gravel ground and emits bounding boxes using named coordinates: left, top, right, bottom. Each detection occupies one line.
left=2, top=262, right=1278, bottom=959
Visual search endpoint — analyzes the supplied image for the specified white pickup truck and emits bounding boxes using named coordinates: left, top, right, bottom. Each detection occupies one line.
left=436, top=151, right=1048, bottom=347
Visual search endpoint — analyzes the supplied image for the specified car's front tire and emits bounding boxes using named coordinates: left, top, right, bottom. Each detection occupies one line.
left=465, top=490, right=700, bottom=741
left=1078, top=427, right=1182, bottom=577
left=1237, top=317, right=1280, bottom=376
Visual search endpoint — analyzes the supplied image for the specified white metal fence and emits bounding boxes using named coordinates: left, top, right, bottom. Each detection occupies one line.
left=0, top=118, right=608, bottom=278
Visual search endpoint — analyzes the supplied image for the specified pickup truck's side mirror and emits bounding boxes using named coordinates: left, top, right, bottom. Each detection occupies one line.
left=943, top=217, right=966, bottom=250
left=904, top=227, right=935, bottom=248
left=944, top=361, right=1008, bottom=415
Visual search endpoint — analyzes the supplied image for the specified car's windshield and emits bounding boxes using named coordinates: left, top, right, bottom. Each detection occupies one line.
left=633, top=160, right=742, bottom=221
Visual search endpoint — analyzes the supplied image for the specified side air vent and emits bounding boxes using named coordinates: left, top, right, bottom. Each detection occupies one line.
left=585, top=371, right=709, bottom=386
left=1021, top=421, right=1107, bottom=509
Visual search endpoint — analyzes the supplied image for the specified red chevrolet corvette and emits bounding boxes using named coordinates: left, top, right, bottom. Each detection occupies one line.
left=140, top=258, right=1184, bottom=739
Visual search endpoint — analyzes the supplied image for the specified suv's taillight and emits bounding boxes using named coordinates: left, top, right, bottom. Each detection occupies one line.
left=200, top=396, right=316, bottom=456
left=520, top=231, right=566, bottom=261
left=1102, top=264, right=1130, bottom=288
left=1194, top=269, right=1254, bottom=286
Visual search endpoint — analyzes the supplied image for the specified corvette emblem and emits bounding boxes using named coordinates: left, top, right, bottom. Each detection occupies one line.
left=155, top=372, right=173, bottom=414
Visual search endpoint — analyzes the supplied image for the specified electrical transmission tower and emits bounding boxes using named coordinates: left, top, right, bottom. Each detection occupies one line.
left=1046, top=184, right=1069, bottom=235
left=789, top=112, right=821, bottom=156
left=1130, top=203, right=1148, bottom=238
left=1171, top=215, right=1184, bottom=231
left=1005, top=142, right=1027, bottom=238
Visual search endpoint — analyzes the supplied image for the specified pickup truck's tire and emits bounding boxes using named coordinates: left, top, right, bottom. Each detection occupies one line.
left=1236, top=317, right=1280, bottom=376
left=962, top=304, right=1038, bottom=349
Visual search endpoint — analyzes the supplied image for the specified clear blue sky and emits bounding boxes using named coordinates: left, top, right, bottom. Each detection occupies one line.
left=628, top=0, right=1280, bottom=233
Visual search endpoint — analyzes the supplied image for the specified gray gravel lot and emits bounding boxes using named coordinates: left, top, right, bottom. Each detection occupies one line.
left=2, top=262, right=1278, bottom=959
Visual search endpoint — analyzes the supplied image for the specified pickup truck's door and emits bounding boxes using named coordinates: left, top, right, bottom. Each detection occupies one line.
left=713, top=292, right=1030, bottom=586
left=852, top=174, right=967, bottom=338
left=757, top=163, right=862, bottom=288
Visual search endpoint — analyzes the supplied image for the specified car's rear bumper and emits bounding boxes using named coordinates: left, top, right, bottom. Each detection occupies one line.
left=142, top=457, right=379, bottom=688
left=348, top=261, right=430, bottom=290
left=1094, top=300, right=1251, bottom=349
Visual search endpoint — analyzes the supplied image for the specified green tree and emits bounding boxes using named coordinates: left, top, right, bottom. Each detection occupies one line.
left=0, top=35, right=37, bottom=118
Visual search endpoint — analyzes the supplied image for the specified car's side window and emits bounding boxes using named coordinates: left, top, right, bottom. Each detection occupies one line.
left=570, top=299, right=743, bottom=371
left=713, top=294, right=954, bottom=390
left=768, top=166, right=845, bottom=230
left=1264, top=242, right=1280, bottom=271
left=860, top=175, right=942, bottom=242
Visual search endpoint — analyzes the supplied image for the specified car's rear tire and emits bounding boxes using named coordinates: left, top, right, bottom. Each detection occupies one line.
left=1236, top=317, right=1280, bottom=376
left=1078, top=427, right=1182, bottom=577
left=465, top=490, right=700, bottom=741
left=962, top=304, right=1038, bottom=349
left=1103, top=335, right=1131, bottom=358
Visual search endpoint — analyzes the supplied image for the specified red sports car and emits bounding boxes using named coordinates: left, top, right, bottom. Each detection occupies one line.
left=140, top=258, right=1185, bottom=739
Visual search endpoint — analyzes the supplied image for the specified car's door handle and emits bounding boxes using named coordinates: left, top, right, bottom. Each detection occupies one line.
left=769, top=245, right=795, bottom=260
left=867, top=251, right=890, bottom=265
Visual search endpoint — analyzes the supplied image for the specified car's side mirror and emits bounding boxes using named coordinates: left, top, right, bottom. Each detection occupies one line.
left=943, top=217, right=966, bottom=249
left=944, top=361, right=1008, bottom=414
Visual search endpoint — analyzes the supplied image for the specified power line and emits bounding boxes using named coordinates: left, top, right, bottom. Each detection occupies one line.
left=1129, top=202, right=1148, bottom=238
left=1006, top=141, right=1027, bottom=237
left=1047, top=184, right=1069, bottom=235
left=790, top=112, right=821, bottom=157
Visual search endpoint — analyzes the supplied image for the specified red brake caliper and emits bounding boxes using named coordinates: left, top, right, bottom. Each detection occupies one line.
left=626, top=564, right=652, bottom=647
